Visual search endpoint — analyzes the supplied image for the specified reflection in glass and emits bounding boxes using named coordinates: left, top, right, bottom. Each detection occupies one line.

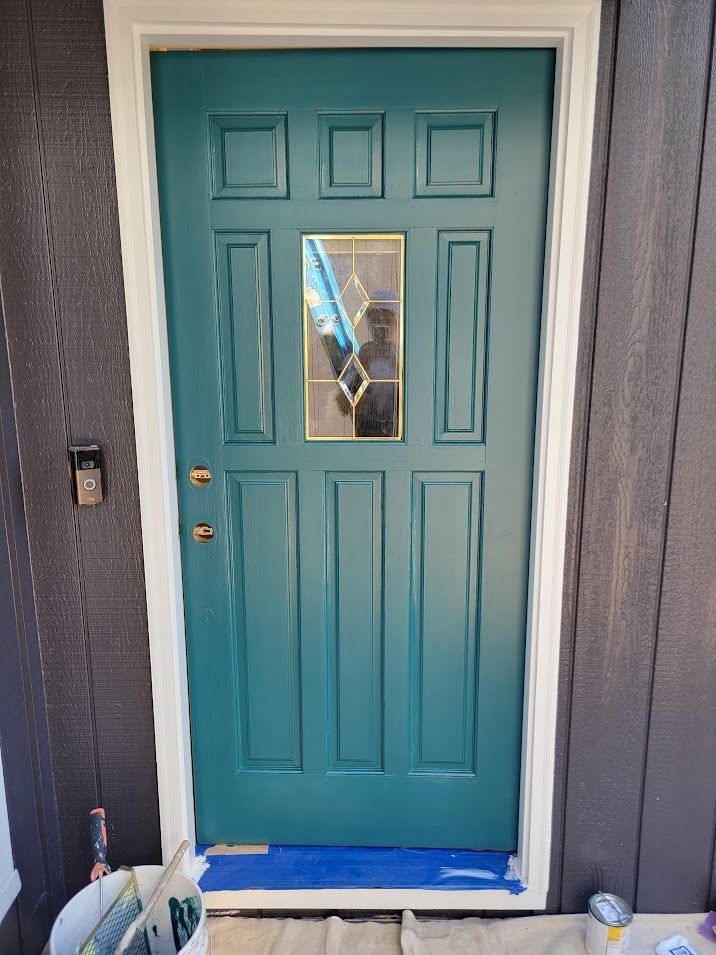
left=303, top=234, right=404, bottom=439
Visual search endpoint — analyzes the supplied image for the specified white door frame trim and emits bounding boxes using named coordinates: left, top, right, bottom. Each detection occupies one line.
left=103, top=0, right=601, bottom=912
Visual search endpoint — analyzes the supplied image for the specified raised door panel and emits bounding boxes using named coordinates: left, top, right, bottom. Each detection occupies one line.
left=410, top=473, right=482, bottom=775
left=215, top=232, right=275, bottom=444
left=434, top=231, right=490, bottom=443
left=415, top=111, right=495, bottom=197
left=318, top=113, right=384, bottom=198
left=227, top=473, right=302, bottom=771
left=326, top=472, right=384, bottom=772
left=210, top=113, right=288, bottom=199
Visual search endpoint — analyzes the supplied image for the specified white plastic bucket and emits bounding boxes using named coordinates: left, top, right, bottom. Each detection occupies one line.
left=49, top=864, right=208, bottom=955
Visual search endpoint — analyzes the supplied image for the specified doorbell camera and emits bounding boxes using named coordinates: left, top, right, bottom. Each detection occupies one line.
left=69, top=445, right=103, bottom=505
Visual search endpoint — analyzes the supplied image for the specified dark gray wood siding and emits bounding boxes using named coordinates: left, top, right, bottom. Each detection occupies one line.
left=549, top=0, right=716, bottom=914
left=0, top=295, right=63, bottom=954
left=0, top=0, right=714, bottom=930
left=0, top=0, right=161, bottom=909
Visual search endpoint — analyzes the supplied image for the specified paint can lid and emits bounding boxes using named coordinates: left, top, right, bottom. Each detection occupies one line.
left=588, top=892, right=634, bottom=926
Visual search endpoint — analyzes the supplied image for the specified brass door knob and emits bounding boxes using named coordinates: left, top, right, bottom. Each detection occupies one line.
left=192, top=522, right=215, bottom=543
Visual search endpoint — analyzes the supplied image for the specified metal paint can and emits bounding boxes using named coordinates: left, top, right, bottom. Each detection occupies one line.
left=585, top=892, right=633, bottom=955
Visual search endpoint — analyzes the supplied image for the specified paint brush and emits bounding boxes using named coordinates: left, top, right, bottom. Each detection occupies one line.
left=89, top=807, right=111, bottom=919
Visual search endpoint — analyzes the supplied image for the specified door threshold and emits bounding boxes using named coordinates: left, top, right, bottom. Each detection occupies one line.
left=195, top=844, right=535, bottom=912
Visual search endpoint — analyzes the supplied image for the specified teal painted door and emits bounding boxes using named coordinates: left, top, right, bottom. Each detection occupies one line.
left=152, top=49, right=553, bottom=849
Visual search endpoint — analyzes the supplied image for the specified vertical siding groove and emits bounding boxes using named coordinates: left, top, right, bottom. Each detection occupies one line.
left=0, top=0, right=101, bottom=898
left=635, top=0, right=716, bottom=911
left=634, top=0, right=716, bottom=908
left=31, top=0, right=161, bottom=892
left=549, top=0, right=620, bottom=913
left=560, top=0, right=715, bottom=910
left=652, top=0, right=716, bottom=718
left=0, top=0, right=161, bottom=898
left=0, top=295, right=62, bottom=947
left=23, top=0, right=104, bottom=815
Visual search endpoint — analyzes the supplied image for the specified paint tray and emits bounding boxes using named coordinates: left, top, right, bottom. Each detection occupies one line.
left=79, top=867, right=151, bottom=955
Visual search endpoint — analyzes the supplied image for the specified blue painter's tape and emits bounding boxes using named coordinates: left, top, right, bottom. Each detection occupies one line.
left=197, top=845, right=525, bottom=894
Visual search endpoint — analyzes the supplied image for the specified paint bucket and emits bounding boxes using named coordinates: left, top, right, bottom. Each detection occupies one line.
left=49, top=864, right=207, bottom=955
left=585, top=891, right=633, bottom=955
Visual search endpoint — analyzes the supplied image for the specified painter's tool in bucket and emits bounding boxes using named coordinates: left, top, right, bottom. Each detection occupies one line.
left=89, top=808, right=111, bottom=921
left=585, top=892, right=633, bottom=955
left=50, top=864, right=206, bottom=955
left=114, top=840, right=190, bottom=955
left=79, top=866, right=149, bottom=955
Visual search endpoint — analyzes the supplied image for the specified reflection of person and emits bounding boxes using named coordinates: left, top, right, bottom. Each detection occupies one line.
left=337, top=290, right=399, bottom=437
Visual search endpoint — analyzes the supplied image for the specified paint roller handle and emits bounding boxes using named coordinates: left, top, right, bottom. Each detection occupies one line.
left=114, top=840, right=190, bottom=955
left=89, top=807, right=111, bottom=882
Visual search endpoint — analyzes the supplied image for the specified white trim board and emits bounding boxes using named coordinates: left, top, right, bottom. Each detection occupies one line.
left=102, top=0, right=601, bottom=912
left=203, top=886, right=545, bottom=912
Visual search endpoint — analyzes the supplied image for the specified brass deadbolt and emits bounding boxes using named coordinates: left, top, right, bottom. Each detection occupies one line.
left=189, top=465, right=212, bottom=487
left=192, top=522, right=215, bottom=543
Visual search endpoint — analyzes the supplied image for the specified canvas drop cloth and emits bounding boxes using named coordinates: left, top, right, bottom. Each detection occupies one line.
left=209, top=911, right=708, bottom=954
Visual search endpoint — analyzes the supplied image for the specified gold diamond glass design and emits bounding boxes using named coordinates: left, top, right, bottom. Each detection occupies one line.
left=303, top=234, right=404, bottom=440
left=338, top=354, right=370, bottom=405
left=340, top=275, right=370, bottom=325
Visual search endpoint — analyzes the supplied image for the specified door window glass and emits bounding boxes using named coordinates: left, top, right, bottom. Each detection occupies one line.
left=303, top=234, right=404, bottom=439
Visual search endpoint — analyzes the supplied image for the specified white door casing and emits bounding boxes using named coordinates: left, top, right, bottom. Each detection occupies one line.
left=102, top=0, right=601, bottom=911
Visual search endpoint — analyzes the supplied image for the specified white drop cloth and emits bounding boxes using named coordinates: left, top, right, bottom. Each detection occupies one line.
left=209, top=911, right=708, bottom=954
